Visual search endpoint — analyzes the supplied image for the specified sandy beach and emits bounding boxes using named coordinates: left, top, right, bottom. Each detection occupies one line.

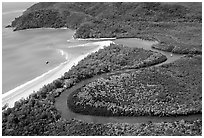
left=2, top=40, right=114, bottom=108
left=76, top=38, right=116, bottom=41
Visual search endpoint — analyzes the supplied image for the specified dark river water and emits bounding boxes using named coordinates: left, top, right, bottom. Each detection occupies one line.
left=55, top=38, right=201, bottom=124
left=3, top=2, right=200, bottom=125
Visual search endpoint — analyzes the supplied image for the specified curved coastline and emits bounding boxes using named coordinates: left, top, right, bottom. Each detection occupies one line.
left=3, top=36, right=183, bottom=109
left=2, top=40, right=114, bottom=108
left=2, top=31, right=200, bottom=123
left=2, top=59, right=69, bottom=107
left=2, top=2, right=202, bottom=136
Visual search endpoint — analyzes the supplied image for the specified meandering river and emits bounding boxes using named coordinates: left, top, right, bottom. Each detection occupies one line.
left=3, top=2, right=201, bottom=125
left=55, top=38, right=201, bottom=124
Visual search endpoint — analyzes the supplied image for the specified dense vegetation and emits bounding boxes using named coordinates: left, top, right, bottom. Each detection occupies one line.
left=8, top=2, right=202, bottom=54
left=10, top=2, right=202, bottom=31
left=11, top=9, right=65, bottom=31
left=3, top=115, right=202, bottom=136
left=68, top=55, right=202, bottom=117
left=2, top=45, right=201, bottom=136
left=2, top=44, right=169, bottom=136
left=35, top=119, right=202, bottom=136
left=62, top=44, right=167, bottom=82
left=151, top=22, right=202, bottom=54
left=3, top=2, right=202, bottom=136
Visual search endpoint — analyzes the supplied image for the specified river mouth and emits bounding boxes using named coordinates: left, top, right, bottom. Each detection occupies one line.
left=55, top=38, right=201, bottom=124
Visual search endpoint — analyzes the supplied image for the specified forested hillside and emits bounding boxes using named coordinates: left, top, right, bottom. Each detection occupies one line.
left=2, top=45, right=202, bottom=136
left=8, top=2, right=202, bottom=54
left=2, top=44, right=168, bottom=135
left=3, top=2, right=202, bottom=136
left=69, top=55, right=202, bottom=117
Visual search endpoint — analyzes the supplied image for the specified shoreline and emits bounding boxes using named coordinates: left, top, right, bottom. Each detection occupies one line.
left=7, top=26, right=72, bottom=32
left=2, top=9, right=25, bottom=15
left=75, top=37, right=116, bottom=41
left=67, top=36, right=116, bottom=43
left=2, top=40, right=114, bottom=108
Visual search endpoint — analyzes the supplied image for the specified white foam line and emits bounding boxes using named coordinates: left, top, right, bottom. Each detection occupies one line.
left=60, top=27, right=68, bottom=30
left=2, top=10, right=25, bottom=15
left=2, top=61, right=67, bottom=101
left=16, top=27, right=71, bottom=32
left=68, top=41, right=114, bottom=48
left=57, top=49, right=69, bottom=60
left=2, top=41, right=114, bottom=108
left=76, top=38, right=116, bottom=41
left=67, top=37, right=116, bottom=43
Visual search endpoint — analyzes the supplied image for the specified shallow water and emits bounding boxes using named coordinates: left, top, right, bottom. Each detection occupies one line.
left=2, top=28, right=101, bottom=93
left=2, top=3, right=100, bottom=94
left=3, top=2, right=200, bottom=124
left=3, top=28, right=66, bottom=93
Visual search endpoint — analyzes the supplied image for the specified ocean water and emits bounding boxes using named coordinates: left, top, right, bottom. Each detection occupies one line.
left=2, top=2, right=179, bottom=96
left=2, top=3, right=99, bottom=94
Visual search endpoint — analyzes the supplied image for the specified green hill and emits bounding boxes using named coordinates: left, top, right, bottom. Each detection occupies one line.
left=10, top=2, right=202, bottom=32
left=8, top=2, right=202, bottom=54
left=3, top=2, right=202, bottom=136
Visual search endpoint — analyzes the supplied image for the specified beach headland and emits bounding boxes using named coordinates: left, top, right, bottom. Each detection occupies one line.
left=2, top=40, right=114, bottom=108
